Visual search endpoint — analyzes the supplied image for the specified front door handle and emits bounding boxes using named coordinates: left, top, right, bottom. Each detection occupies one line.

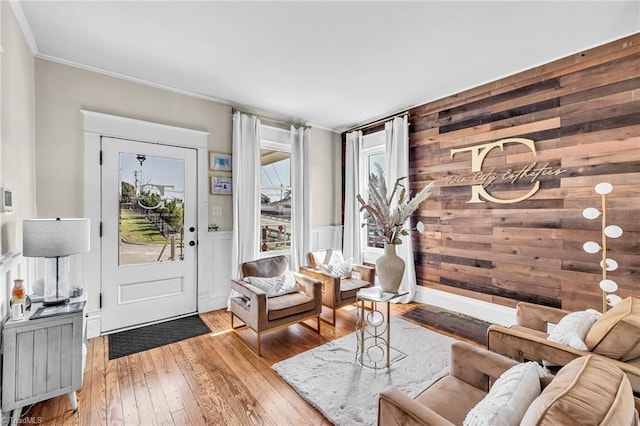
left=189, top=241, right=196, bottom=246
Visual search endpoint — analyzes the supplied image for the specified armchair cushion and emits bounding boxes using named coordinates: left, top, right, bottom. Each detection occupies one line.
left=340, top=278, right=374, bottom=299
left=246, top=271, right=298, bottom=297
left=463, top=362, right=545, bottom=426
left=267, top=292, right=315, bottom=321
left=308, top=249, right=344, bottom=268
left=318, top=258, right=353, bottom=278
left=585, top=297, right=640, bottom=361
left=417, top=376, right=485, bottom=425
left=521, top=355, right=637, bottom=425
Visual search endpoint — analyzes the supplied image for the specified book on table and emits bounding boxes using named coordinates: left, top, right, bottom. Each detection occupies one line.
left=358, top=287, right=383, bottom=299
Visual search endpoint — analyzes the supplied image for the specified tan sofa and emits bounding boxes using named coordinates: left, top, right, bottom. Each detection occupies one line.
left=487, top=298, right=640, bottom=401
left=299, top=249, right=375, bottom=325
left=229, top=255, right=322, bottom=356
left=378, top=341, right=639, bottom=426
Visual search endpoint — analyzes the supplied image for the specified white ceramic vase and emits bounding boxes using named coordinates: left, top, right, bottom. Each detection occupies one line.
left=376, top=243, right=405, bottom=293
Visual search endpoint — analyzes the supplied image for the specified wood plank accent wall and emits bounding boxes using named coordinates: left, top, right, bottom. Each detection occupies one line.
left=407, top=33, right=640, bottom=311
left=343, top=33, right=640, bottom=312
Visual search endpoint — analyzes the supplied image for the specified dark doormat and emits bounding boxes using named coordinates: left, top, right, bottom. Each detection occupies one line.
left=108, top=315, right=211, bottom=360
left=399, top=304, right=491, bottom=345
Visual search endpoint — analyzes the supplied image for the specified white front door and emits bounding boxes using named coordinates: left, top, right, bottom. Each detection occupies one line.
left=101, top=137, right=198, bottom=332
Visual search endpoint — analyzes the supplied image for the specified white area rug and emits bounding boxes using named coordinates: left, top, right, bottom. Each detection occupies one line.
left=272, top=317, right=455, bottom=425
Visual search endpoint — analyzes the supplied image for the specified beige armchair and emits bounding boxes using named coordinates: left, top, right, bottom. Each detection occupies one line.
left=229, top=255, right=321, bottom=356
left=378, top=341, right=639, bottom=426
left=298, top=249, right=375, bottom=325
left=487, top=298, right=640, bottom=397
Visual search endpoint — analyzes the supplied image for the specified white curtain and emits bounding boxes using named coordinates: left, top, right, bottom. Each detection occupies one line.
left=385, top=116, right=416, bottom=303
left=229, top=111, right=261, bottom=307
left=290, top=125, right=312, bottom=270
left=343, top=130, right=363, bottom=264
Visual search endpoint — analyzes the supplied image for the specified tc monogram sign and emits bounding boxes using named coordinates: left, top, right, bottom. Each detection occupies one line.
left=449, top=138, right=566, bottom=204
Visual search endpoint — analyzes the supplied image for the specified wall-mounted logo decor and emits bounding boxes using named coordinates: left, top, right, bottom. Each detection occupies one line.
left=449, top=138, right=567, bottom=204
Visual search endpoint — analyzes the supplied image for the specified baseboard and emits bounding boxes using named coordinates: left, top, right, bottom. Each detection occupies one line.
left=414, top=287, right=516, bottom=327
left=198, top=293, right=228, bottom=313
left=86, top=311, right=101, bottom=339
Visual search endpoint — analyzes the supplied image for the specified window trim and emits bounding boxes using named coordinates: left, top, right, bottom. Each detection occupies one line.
left=360, top=131, right=385, bottom=262
left=258, top=124, right=292, bottom=258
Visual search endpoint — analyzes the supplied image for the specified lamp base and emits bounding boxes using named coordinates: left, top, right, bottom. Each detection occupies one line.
left=43, top=256, right=71, bottom=306
left=43, top=297, right=69, bottom=306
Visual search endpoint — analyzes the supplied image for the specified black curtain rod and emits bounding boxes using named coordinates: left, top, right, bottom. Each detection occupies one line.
left=232, top=107, right=310, bottom=129
left=346, top=111, right=409, bottom=133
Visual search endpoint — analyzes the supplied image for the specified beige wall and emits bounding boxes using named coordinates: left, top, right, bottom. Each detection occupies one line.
left=309, top=127, right=341, bottom=226
left=1, top=2, right=36, bottom=255
left=34, top=59, right=341, bottom=231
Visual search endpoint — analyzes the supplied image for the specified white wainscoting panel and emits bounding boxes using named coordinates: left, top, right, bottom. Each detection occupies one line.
left=0, top=252, right=33, bottom=320
left=198, top=231, right=233, bottom=312
left=312, top=226, right=342, bottom=251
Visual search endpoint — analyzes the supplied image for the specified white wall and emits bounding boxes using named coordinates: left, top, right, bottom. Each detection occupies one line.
left=1, top=3, right=36, bottom=255
left=34, top=59, right=342, bottom=329
left=1, top=2, right=37, bottom=317
left=310, top=127, right=342, bottom=226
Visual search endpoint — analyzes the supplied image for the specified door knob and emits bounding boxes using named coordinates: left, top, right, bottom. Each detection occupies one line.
left=189, top=241, right=196, bottom=246
left=189, top=227, right=195, bottom=232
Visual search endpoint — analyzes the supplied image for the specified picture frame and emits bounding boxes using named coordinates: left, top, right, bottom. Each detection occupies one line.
left=1, top=187, right=12, bottom=212
left=209, top=152, right=232, bottom=171
left=211, top=176, right=232, bottom=195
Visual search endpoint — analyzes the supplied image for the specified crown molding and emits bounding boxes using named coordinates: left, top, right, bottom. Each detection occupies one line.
left=9, top=1, right=38, bottom=55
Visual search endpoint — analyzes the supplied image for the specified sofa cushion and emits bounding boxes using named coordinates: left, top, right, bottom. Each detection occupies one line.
left=246, top=271, right=298, bottom=298
left=463, top=361, right=545, bottom=426
left=267, top=292, right=315, bottom=321
left=585, top=297, right=640, bottom=361
left=521, top=355, right=636, bottom=426
left=547, top=309, right=601, bottom=351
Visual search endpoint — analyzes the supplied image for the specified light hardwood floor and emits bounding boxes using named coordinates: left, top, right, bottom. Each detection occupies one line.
left=27, top=303, right=417, bottom=425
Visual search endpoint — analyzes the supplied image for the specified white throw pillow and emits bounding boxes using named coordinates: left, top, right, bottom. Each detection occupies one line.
left=318, top=258, right=353, bottom=278
left=547, top=309, right=601, bottom=351
left=245, top=271, right=299, bottom=298
left=463, top=361, right=546, bottom=426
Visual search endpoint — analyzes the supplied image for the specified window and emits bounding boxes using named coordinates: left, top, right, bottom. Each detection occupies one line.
left=366, top=152, right=385, bottom=249
left=361, top=131, right=386, bottom=253
left=259, top=126, right=292, bottom=253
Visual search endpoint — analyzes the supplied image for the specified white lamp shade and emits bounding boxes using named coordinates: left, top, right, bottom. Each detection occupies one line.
left=607, top=294, right=622, bottom=307
left=23, top=218, right=90, bottom=257
left=604, top=225, right=623, bottom=238
left=594, top=182, right=613, bottom=195
left=583, top=241, right=602, bottom=254
left=415, top=221, right=425, bottom=233
left=582, top=207, right=601, bottom=220
left=599, top=279, right=618, bottom=293
left=601, top=258, right=619, bottom=271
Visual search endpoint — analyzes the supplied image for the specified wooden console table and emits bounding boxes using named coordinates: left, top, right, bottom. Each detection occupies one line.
left=2, top=295, right=87, bottom=422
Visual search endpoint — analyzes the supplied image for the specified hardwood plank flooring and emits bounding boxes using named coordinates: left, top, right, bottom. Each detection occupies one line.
left=24, top=303, right=419, bottom=425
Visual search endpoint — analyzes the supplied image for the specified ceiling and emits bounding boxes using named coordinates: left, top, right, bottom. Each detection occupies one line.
left=14, top=1, right=640, bottom=132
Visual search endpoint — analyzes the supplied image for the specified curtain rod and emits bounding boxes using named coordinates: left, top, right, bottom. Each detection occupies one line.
left=232, top=107, right=310, bottom=129
left=347, top=111, right=409, bottom=133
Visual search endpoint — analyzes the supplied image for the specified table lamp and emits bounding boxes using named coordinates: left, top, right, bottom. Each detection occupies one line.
left=23, top=218, right=90, bottom=305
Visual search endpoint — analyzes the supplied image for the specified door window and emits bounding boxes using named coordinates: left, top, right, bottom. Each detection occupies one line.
left=118, top=153, right=185, bottom=266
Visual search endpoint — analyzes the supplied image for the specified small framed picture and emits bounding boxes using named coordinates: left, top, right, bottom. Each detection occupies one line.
left=1, top=187, right=12, bottom=212
left=209, top=152, right=232, bottom=171
left=211, top=176, right=232, bottom=195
